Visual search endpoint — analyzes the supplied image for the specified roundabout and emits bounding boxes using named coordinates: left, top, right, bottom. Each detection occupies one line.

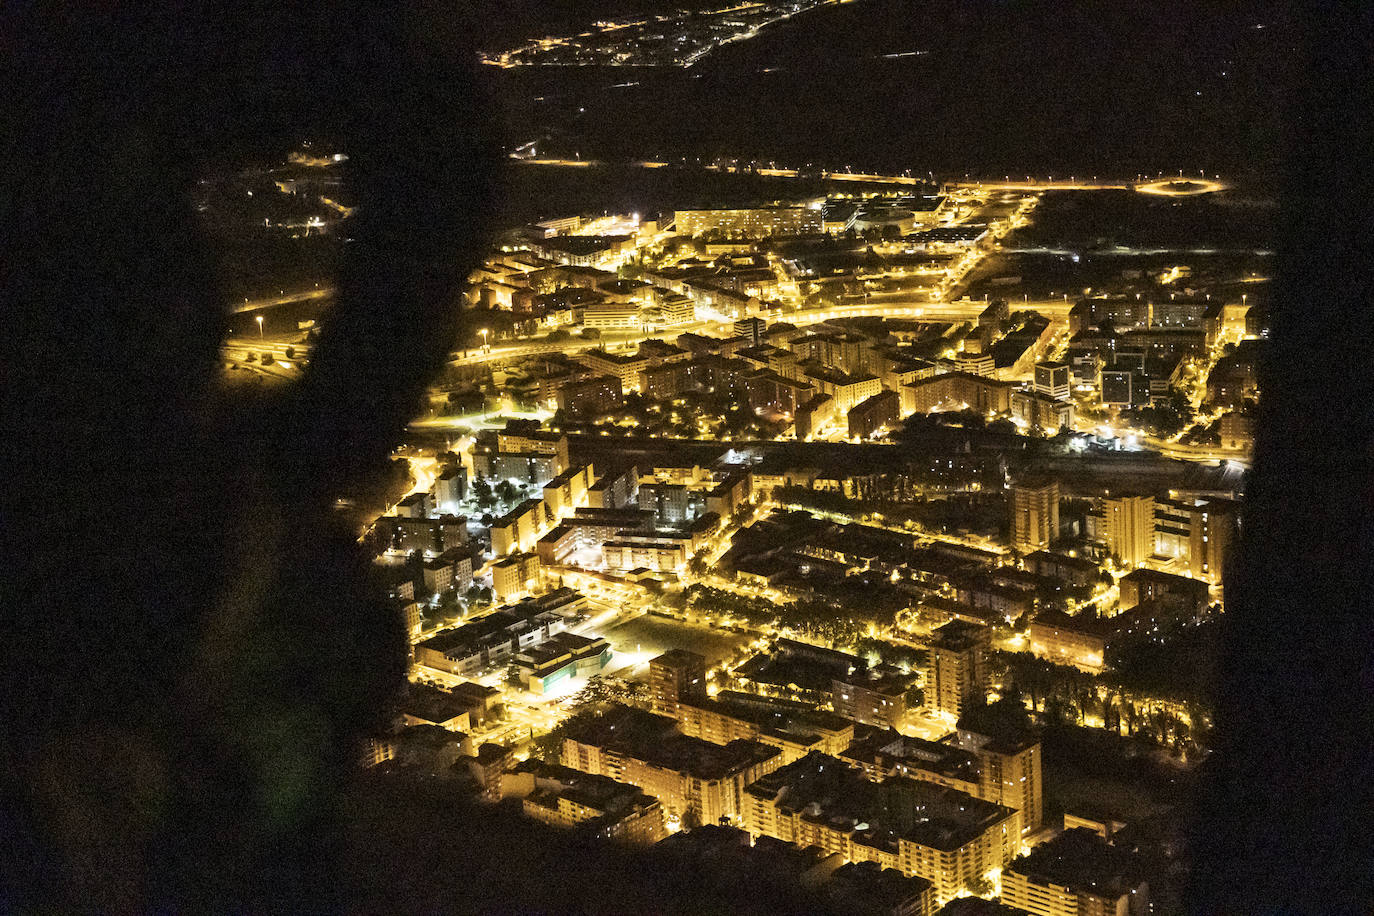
left=1134, top=177, right=1227, bottom=196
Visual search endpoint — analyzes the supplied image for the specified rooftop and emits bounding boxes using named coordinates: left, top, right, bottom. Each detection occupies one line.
left=842, top=730, right=982, bottom=785
left=930, top=620, right=990, bottom=652
left=534, top=234, right=633, bottom=256
left=826, top=861, right=933, bottom=912
left=1006, top=828, right=1143, bottom=898
left=564, top=705, right=781, bottom=780
left=492, top=499, right=545, bottom=528
left=398, top=682, right=473, bottom=726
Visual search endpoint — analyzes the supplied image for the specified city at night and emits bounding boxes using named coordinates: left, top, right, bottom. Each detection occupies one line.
left=2, top=1, right=1370, bottom=913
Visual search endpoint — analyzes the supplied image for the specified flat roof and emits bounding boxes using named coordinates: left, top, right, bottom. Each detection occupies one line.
left=1007, top=827, right=1142, bottom=897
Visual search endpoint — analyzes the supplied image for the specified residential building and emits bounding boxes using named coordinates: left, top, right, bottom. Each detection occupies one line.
left=833, top=670, right=911, bottom=728
left=902, top=372, right=1015, bottom=416
left=556, top=374, right=623, bottom=419
left=562, top=706, right=783, bottom=827
left=587, top=464, right=640, bottom=509
left=1117, top=568, right=1210, bottom=612
left=735, top=316, right=767, bottom=345
left=675, top=207, right=824, bottom=238
left=1219, top=412, right=1254, bottom=451
left=1093, top=495, right=1155, bottom=568
left=491, top=498, right=548, bottom=556
left=413, top=603, right=566, bottom=678
left=433, top=466, right=467, bottom=511
left=948, top=704, right=1044, bottom=835
left=649, top=649, right=708, bottom=716
left=1027, top=610, right=1110, bottom=673
left=385, top=514, right=469, bottom=555
left=744, top=369, right=815, bottom=420
left=583, top=300, right=642, bottom=330
left=803, top=365, right=883, bottom=416
left=637, top=481, right=694, bottom=526
left=542, top=464, right=595, bottom=519
left=507, top=761, right=667, bottom=845
left=1001, top=828, right=1148, bottom=916
left=1152, top=497, right=1237, bottom=585
left=579, top=349, right=650, bottom=392
left=491, top=551, right=542, bottom=603
left=743, top=753, right=1020, bottom=906
left=421, top=548, right=473, bottom=596
left=602, top=538, right=688, bottom=572
left=824, top=862, right=936, bottom=916
left=1010, top=479, right=1059, bottom=553
left=848, top=390, right=902, bottom=439
left=395, top=491, right=431, bottom=519
left=676, top=695, right=854, bottom=765
left=924, top=621, right=989, bottom=720
left=1011, top=390, right=1074, bottom=432
left=1032, top=361, right=1071, bottom=400
left=1023, top=551, right=1099, bottom=589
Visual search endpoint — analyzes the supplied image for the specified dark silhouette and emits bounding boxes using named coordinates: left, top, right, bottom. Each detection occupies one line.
left=1186, top=3, right=1374, bottom=912
left=1, top=2, right=496, bottom=910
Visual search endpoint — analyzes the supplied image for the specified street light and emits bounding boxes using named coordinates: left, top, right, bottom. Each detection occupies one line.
left=480, top=328, right=489, bottom=351
left=256, top=315, right=264, bottom=339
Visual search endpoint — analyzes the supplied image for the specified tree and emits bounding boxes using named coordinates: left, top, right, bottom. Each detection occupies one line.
left=966, top=875, right=995, bottom=897
left=283, top=345, right=296, bottom=359
left=988, top=417, right=1018, bottom=436
left=580, top=327, right=601, bottom=340
left=472, top=477, right=495, bottom=508
left=495, top=479, right=517, bottom=504
left=547, top=328, right=571, bottom=343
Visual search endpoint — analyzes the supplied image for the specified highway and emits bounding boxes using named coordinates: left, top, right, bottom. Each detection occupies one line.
left=514, top=158, right=1227, bottom=195
left=230, top=287, right=332, bottom=315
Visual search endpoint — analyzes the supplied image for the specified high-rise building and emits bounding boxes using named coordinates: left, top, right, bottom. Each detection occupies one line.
left=491, top=551, right=542, bottom=603
left=433, top=466, right=467, bottom=512
left=1032, top=361, right=1071, bottom=400
left=924, top=621, right=989, bottom=720
left=1153, top=497, right=1238, bottom=585
left=1010, top=479, right=1060, bottom=553
left=734, top=316, right=766, bottom=346
left=1096, top=495, right=1155, bottom=568
left=649, top=649, right=708, bottom=717
left=949, top=702, right=1045, bottom=835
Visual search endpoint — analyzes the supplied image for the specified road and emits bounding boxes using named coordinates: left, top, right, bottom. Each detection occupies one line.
left=442, top=296, right=1075, bottom=368
left=223, top=293, right=1057, bottom=374
left=514, top=158, right=1227, bottom=195
left=230, top=287, right=332, bottom=315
